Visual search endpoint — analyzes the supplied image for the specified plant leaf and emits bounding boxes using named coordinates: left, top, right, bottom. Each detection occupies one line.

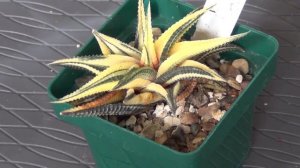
left=143, top=82, right=176, bottom=111
left=61, top=103, right=149, bottom=116
left=58, top=62, right=102, bottom=75
left=156, top=66, right=223, bottom=85
left=197, top=44, right=244, bottom=61
left=118, top=78, right=151, bottom=90
left=92, top=30, right=141, bottom=59
left=123, top=92, right=163, bottom=105
left=114, top=67, right=156, bottom=89
left=75, top=62, right=139, bottom=93
left=157, top=32, right=249, bottom=77
left=50, top=54, right=138, bottom=68
left=180, top=60, right=225, bottom=82
left=145, top=2, right=158, bottom=68
left=58, top=62, right=138, bottom=101
left=60, top=90, right=126, bottom=115
left=136, top=0, right=146, bottom=51
left=155, top=5, right=213, bottom=62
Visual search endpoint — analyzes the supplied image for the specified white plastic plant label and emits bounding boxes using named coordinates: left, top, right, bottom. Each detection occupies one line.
left=193, top=0, right=246, bottom=39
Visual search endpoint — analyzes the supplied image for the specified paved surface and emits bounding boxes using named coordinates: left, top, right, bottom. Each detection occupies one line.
left=0, top=0, right=299, bottom=167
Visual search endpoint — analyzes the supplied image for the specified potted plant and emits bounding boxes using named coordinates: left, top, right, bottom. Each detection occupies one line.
left=48, top=0, right=278, bottom=167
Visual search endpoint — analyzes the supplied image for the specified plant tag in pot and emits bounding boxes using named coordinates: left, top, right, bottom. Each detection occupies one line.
left=193, top=0, right=246, bottom=39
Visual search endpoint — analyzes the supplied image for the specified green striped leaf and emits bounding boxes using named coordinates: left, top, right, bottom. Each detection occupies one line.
left=114, top=67, right=156, bottom=89
left=61, top=103, right=150, bottom=116
left=156, top=66, right=217, bottom=85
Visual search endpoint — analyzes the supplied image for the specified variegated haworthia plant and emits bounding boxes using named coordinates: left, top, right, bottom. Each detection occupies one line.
left=51, top=0, right=248, bottom=117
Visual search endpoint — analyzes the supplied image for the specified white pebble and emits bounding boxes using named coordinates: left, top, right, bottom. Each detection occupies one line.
left=153, top=103, right=167, bottom=118
left=180, top=125, right=191, bottom=134
left=164, top=105, right=171, bottom=112
left=214, top=93, right=224, bottom=100
left=189, top=105, right=196, bottom=113
left=208, top=92, right=214, bottom=99
left=236, top=74, right=243, bottom=83
left=208, top=102, right=216, bottom=107
left=163, top=116, right=180, bottom=127
left=220, top=59, right=227, bottom=64
left=175, top=106, right=184, bottom=116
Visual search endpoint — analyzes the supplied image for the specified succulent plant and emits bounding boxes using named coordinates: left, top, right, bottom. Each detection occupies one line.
left=51, top=0, right=248, bottom=117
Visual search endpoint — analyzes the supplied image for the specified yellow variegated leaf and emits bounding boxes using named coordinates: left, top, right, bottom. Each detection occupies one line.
left=155, top=6, right=213, bottom=61
left=180, top=60, right=225, bottom=82
left=145, top=3, right=158, bottom=68
left=140, top=46, right=150, bottom=66
left=118, top=78, right=151, bottom=90
left=137, top=0, right=146, bottom=50
left=157, top=32, right=249, bottom=77
left=50, top=54, right=138, bottom=68
left=92, top=30, right=141, bottom=59
left=143, top=82, right=175, bottom=111
left=123, top=92, right=162, bottom=105
left=62, top=62, right=138, bottom=100
left=61, top=90, right=126, bottom=114
left=59, top=62, right=101, bottom=75
left=92, top=30, right=111, bottom=55
left=172, top=81, right=181, bottom=99
left=53, top=81, right=118, bottom=103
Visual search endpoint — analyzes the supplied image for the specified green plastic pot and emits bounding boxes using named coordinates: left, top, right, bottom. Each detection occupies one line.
left=48, top=0, right=279, bottom=167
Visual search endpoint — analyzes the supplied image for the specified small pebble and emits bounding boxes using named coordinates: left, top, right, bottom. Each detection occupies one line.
left=108, top=116, right=118, bottom=124
left=176, top=100, right=186, bottom=107
left=133, top=125, right=142, bottom=133
left=171, top=126, right=185, bottom=143
left=164, top=116, right=181, bottom=127
left=180, top=112, right=199, bottom=125
left=143, top=120, right=153, bottom=128
left=232, top=58, right=249, bottom=74
left=153, top=103, right=167, bottom=118
left=208, top=92, right=214, bottom=99
left=141, top=123, right=161, bottom=139
left=189, top=105, right=196, bottom=113
left=175, top=106, right=184, bottom=116
left=212, top=109, right=224, bottom=121
left=140, top=113, right=148, bottom=118
left=207, top=102, right=217, bottom=107
left=191, top=124, right=200, bottom=136
left=164, top=105, right=171, bottom=112
left=236, top=74, right=243, bottom=83
left=226, top=65, right=241, bottom=78
left=126, top=115, right=137, bottom=126
left=155, top=130, right=168, bottom=144
left=214, top=93, right=224, bottom=100
left=180, top=125, right=191, bottom=134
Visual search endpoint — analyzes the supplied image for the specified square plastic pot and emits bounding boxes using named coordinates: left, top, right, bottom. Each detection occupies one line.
left=48, top=0, right=279, bottom=167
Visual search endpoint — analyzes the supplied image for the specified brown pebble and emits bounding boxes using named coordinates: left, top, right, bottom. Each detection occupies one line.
left=108, top=116, right=118, bottom=124
left=202, top=119, right=218, bottom=132
left=232, top=58, right=249, bottom=74
left=180, top=112, right=199, bottom=125
left=155, top=130, right=168, bottom=144
left=133, top=125, right=142, bottom=133
left=141, top=123, right=161, bottom=139
left=226, top=65, right=241, bottom=78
